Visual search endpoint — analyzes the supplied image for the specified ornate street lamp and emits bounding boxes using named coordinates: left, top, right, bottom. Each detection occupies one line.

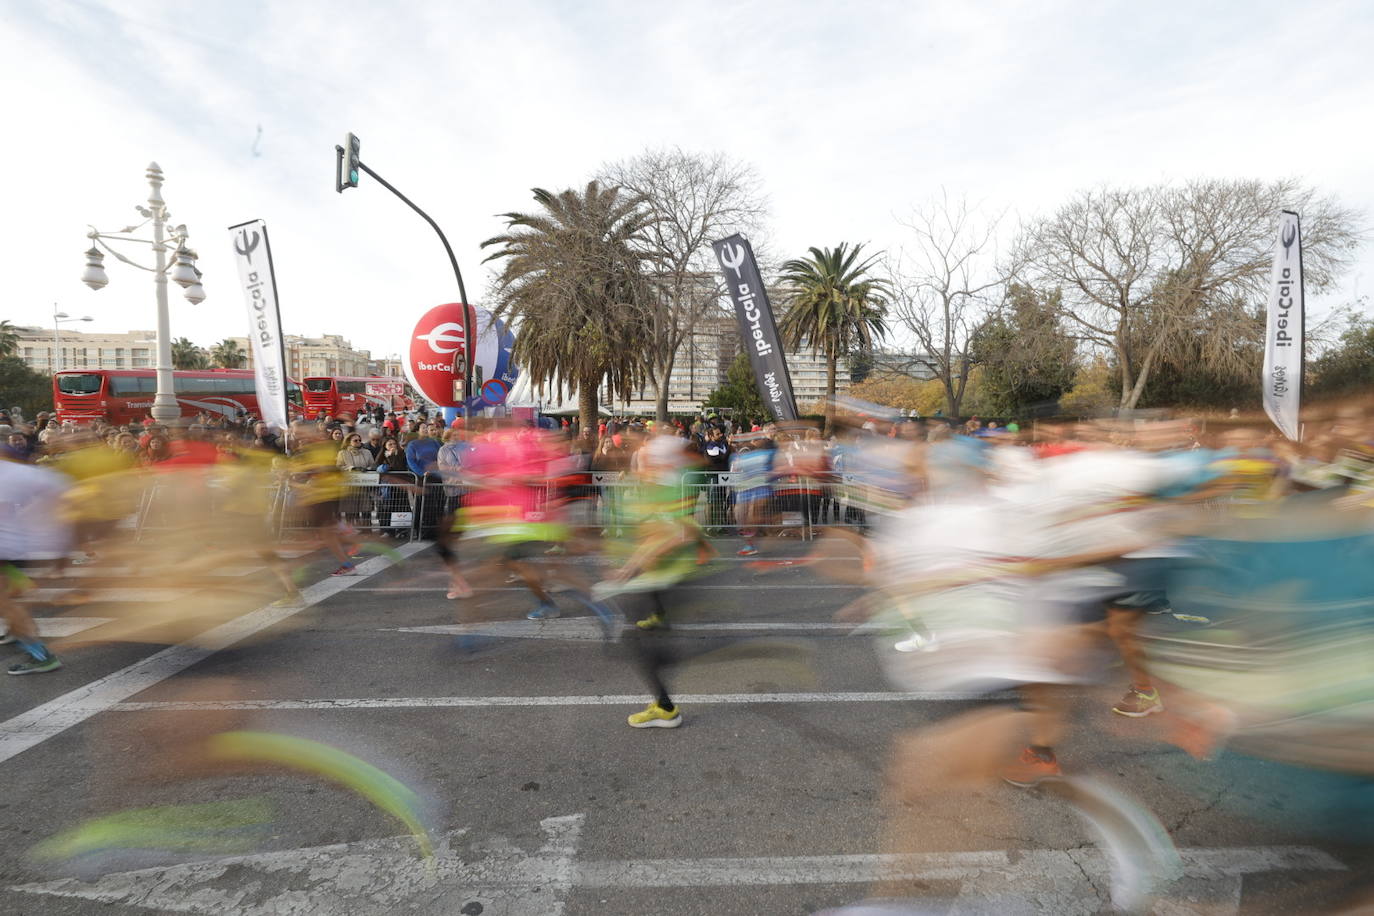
left=82, top=163, right=205, bottom=422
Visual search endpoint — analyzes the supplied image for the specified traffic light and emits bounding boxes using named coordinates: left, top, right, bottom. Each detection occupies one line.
left=343, top=132, right=361, bottom=189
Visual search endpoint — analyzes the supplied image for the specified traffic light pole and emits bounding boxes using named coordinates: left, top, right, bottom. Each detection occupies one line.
left=335, top=144, right=473, bottom=418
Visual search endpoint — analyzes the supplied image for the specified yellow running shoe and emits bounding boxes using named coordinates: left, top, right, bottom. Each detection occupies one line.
left=627, top=701, right=682, bottom=728
left=635, top=613, right=667, bottom=631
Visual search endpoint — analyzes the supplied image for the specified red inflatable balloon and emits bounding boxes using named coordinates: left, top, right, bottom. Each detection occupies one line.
left=405, top=303, right=474, bottom=407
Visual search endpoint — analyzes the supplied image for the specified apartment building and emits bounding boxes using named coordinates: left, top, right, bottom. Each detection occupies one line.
left=613, top=301, right=851, bottom=415
left=367, top=357, right=406, bottom=378
left=11, top=326, right=158, bottom=373
left=226, top=334, right=372, bottom=378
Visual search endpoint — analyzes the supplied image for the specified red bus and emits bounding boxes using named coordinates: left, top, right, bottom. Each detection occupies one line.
left=301, top=376, right=413, bottom=420
left=53, top=369, right=302, bottom=426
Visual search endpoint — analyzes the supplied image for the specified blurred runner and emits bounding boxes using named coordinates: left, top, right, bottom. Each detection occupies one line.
left=729, top=433, right=775, bottom=556
left=455, top=424, right=565, bottom=619
left=0, top=452, right=73, bottom=674
left=594, top=435, right=713, bottom=728
left=287, top=422, right=358, bottom=576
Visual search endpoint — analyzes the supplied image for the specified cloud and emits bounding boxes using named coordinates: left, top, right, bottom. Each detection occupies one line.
left=2, top=0, right=1369, bottom=367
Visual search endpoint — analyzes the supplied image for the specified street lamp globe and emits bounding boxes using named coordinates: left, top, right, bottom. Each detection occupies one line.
left=169, top=246, right=198, bottom=287
left=54, top=310, right=70, bottom=319
left=184, top=280, right=206, bottom=304
left=81, top=247, right=109, bottom=290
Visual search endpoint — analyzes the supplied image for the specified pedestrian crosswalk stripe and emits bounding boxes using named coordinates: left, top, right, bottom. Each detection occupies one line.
left=0, top=542, right=429, bottom=766
left=114, top=690, right=1009, bottom=711
left=34, top=617, right=113, bottom=638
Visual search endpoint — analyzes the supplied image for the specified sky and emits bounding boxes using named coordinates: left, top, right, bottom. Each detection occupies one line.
left=3, top=0, right=1371, bottom=362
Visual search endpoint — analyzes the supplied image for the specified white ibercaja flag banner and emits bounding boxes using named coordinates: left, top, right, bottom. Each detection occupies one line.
left=228, top=218, right=290, bottom=432
left=1262, top=210, right=1303, bottom=441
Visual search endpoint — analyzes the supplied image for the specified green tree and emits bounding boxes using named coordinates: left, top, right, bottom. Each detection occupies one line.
left=209, top=338, right=246, bottom=369
left=703, top=351, right=768, bottom=419
left=1058, top=359, right=1115, bottom=416
left=1310, top=314, right=1374, bottom=399
left=1024, top=179, right=1364, bottom=409
left=482, top=181, right=658, bottom=439
left=599, top=148, right=767, bottom=423
left=171, top=337, right=207, bottom=370
left=847, top=346, right=874, bottom=383
left=0, top=356, right=53, bottom=414
left=778, top=243, right=890, bottom=435
left=0, top=320, right=19, bottom=360
left=969, top=283, right=1077, bottom=415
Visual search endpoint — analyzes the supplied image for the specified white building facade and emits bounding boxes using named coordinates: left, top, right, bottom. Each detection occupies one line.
left=613, top=301, right=851, bottom=415
left=11, top=326, right=158, bottom=373
left=227, top=334, right=372, bottom=379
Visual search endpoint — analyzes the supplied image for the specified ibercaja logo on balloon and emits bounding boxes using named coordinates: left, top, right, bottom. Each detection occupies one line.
left=405, top=303, right=518, bottom=410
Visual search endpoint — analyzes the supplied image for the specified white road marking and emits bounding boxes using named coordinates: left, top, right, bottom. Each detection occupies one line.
left=8, top=813, right=1345, bottom=916
left=35, top=617, right=113, bottom=638
left=392, top=619, right=866, bottom=641
left=0, top=542, right=429, bottom=767
left=350, top=583, right=862, bottom=591
left=114, top=690, right=1008, bottom=711
left=19, top=588, right=196, bottom=603
left=11, top=813, right=587, bottom=916
left=33, top=566, right=261, bottom=579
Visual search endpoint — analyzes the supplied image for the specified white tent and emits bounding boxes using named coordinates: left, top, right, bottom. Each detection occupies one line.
left=505, top=374, right=611, bottom=415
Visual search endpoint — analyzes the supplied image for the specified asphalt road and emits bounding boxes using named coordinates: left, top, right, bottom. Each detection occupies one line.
left=0, top=539, right=1368, bottom=915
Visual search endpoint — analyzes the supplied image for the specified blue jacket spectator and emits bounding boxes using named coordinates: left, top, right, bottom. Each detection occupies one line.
left=405, top=427, right=441, bottom=477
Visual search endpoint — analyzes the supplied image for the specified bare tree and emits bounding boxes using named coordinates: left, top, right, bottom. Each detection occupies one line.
left=1025, top=179, right=1365, bottom=410
left=600, top=148, right=767, bottom=422
left=889, top=193, right=1021, bottom=416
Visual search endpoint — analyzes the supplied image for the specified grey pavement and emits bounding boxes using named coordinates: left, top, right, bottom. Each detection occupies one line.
left=0, top=539, right=1368, bottom=915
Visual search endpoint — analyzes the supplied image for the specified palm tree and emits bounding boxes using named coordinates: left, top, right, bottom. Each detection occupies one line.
left=171, top=337, right=207, bottom=370
left=210, top=338, right=247, bottom=369
left=0, top=320, right=19, bottom=360
left=778, top=243, right=890, bottom=436
left=481, top=181, right=658, bottom=438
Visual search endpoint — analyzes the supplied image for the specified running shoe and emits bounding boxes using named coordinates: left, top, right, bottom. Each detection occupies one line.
left=331, top=563, right=356, bottom=577
left=893, top=633, right=937, bottom=653
left=270, top=593, right=304, bottom=608
left=569, top=594, right=622, bottom=634
left=627, top=701, right=682, bottom=728
left=446, top=581, right=475, bottom=600
left=526, top=603, right=560, bottom=620
left=8, top=655, right=62, bottom=675
left=453, top=635, right=498, bottom=654
left=635, top=613, right=667, bottom=631
left=0, top=630, right=15, bottom=646
left=737, top=545, right=759, bottom=557
left=1112, top=687, right=1164, bottom=718
left=1001, top=746, right=1061, bottom=787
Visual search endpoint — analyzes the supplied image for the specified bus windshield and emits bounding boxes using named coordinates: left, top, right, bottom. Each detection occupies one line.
left=304, top=378, right=333, bottom=392
left=57, top=373, right=102, bottom=395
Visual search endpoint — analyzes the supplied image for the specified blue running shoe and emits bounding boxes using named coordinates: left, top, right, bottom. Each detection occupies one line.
left=526, top=603, right=560, bottom=620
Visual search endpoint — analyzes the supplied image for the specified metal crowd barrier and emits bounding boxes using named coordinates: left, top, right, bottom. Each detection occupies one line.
left=125, top=469, right=880, bottom=544
left=132, top=472, right=280, bottom=544
left=277, top=470, right=421, bottom=541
